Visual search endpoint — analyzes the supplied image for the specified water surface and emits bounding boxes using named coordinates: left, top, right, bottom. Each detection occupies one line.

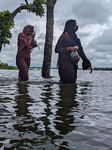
left=0, top=69, right=112, bottom=150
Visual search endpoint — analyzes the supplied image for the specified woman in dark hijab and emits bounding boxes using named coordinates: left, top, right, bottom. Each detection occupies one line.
left=16, top=25, right=37, bottom=81
left=55, top=19, right=92, bottom=84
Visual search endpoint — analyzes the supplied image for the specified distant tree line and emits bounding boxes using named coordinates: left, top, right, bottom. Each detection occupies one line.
left=0, top=60, right=17, bottom=69
left=0, top=60, right=8, bottom=67
left=94, top=67, right=112, bottom=71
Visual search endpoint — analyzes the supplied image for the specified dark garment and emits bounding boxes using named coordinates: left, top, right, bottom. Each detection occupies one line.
left=16, top=53, right=30, bottom=81
left=55, top=33, right=91, bottom=84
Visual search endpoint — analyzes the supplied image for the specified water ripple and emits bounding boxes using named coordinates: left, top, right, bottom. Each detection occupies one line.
left=0, top=70, right=112, bottom=149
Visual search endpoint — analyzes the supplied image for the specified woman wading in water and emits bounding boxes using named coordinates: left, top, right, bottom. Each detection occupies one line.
left=16, top=25, right=37, bottom=81
left=55, top=19, right=92, bottom=84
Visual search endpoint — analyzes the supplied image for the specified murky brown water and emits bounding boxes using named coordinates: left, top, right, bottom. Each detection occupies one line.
left=0, top=69, right=112, bottom=150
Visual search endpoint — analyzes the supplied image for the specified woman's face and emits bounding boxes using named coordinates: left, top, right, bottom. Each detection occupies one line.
left=75, top=21, right=77, bottom=26
left=74, top=22, right=78, bottom=32
left=32, top=31, right=36, bottom=37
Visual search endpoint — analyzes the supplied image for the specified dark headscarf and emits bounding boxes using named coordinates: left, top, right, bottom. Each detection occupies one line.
left=63, top=19, right=79, bottom=42
left=63, top=20, right=91, bottom=69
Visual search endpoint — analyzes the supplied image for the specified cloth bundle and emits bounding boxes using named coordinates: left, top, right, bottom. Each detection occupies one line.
left=70, top=46, right=80, bottom=64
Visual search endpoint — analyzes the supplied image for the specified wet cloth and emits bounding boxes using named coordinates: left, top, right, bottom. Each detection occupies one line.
left=55, top=33, right=91, bottom=84
left=16, top=25, right=37, bottom=81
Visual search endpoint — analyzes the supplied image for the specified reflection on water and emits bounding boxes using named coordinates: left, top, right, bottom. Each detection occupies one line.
left=55, top=84, right=78, bottom=135
left=0, top=69, right=112, bottom=150
left=38, top=83, right=78, bottom=150
left=15, top=82, right=32, bottom=116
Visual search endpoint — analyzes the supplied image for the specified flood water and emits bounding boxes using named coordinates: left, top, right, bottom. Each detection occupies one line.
left=0, top=69, right=112, bottom=150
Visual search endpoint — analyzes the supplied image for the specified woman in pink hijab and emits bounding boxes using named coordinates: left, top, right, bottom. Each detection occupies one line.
left=16, top=25, right=37, bottom=81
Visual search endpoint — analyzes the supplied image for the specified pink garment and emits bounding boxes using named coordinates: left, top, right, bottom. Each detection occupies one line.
left=16, top=25, right=37, bottom=81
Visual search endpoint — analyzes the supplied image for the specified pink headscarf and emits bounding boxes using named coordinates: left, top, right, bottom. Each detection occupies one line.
left=17, top=25, right=35, bottom=53
left=23, top=25, right=34, bottom=37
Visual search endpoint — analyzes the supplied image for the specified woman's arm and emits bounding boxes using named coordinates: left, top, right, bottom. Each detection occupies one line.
left=78, top=40, right=93, bottom=73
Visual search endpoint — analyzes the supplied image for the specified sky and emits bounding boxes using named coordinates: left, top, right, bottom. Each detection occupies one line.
left=0, top=0, right=112, bottom=68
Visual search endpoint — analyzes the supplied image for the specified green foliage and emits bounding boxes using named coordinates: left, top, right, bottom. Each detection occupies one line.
left=0, top=60, right=8, bottom=67
left=28, top=0, right=47, bottom=17
left=0, top=0, right=46, bottom=49
left=0, top=10, right=14, bottom=46
left=0, top=60, right=18, bottom=69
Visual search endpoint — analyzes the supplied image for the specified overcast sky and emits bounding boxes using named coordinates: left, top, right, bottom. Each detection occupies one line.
left=0, top=0, right=112, bottom=68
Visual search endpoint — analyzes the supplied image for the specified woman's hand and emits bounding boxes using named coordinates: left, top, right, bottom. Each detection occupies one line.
left=67, top=46, right=78, bottom=52
left=89, top=66, right=93, bottom=74
left=32, top=32, right=36, bottom=38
